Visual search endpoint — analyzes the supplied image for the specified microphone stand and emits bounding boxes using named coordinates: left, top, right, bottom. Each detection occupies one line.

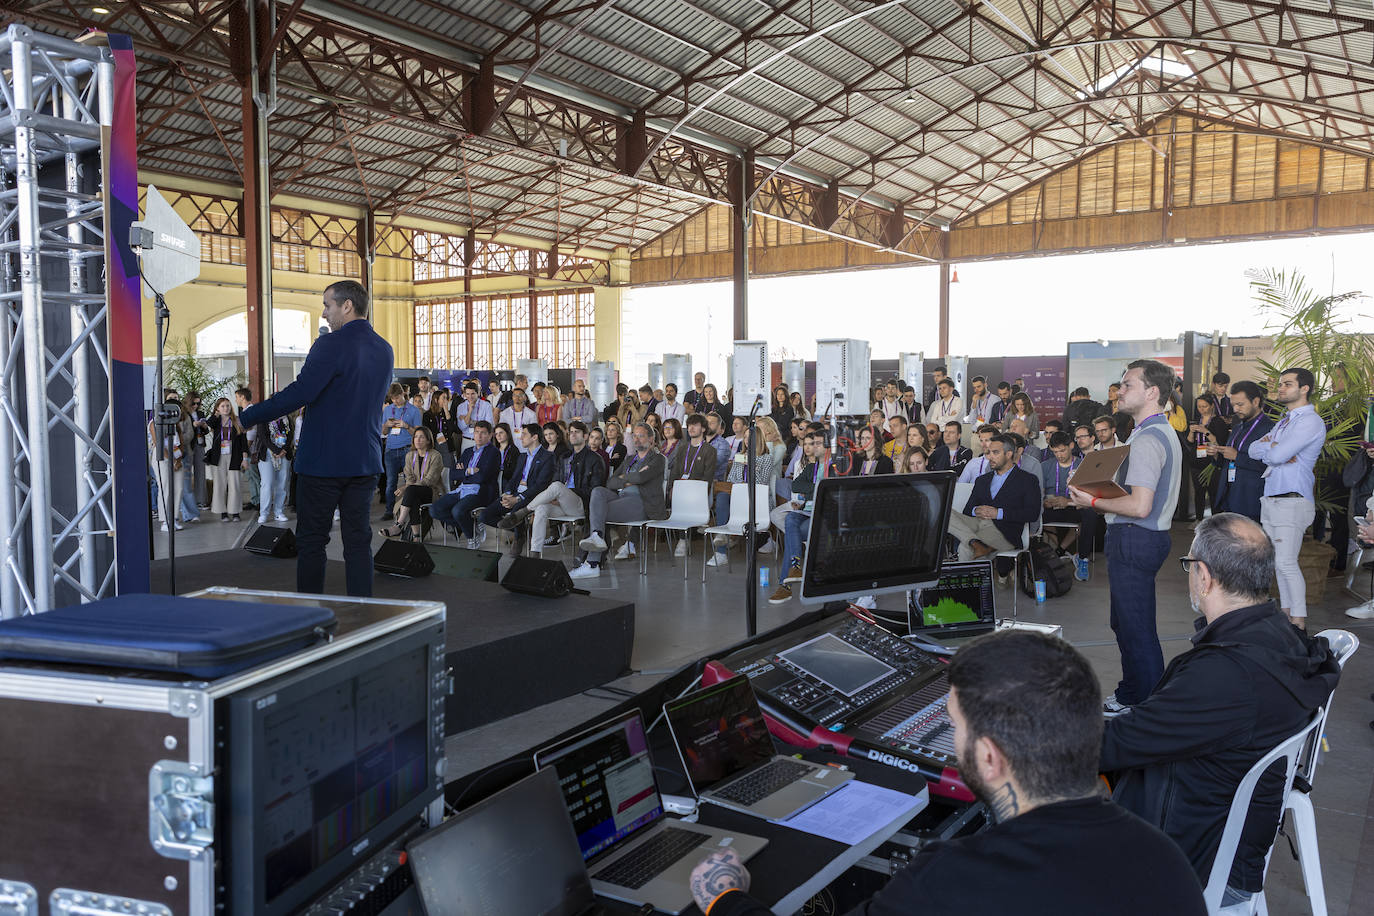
left=745, top=393, right=764, bottom=636
left=151, top=288, right=177, bottom=594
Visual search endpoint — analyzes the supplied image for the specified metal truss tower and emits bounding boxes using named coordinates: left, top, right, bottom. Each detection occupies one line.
left=0, top=26, right=117, bottom=616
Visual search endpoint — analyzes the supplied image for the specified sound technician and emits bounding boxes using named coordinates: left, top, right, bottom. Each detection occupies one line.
left=689, top=631, right=1205, bottom=915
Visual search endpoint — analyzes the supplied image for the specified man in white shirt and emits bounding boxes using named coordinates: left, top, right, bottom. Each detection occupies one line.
left=499, top=388, right=537, bottom=452
left=965, top=376, right=1001, bottom=426
left=656, top=382, right=685, bottom=423
left=925, top=377, right=963, bottom=427
left=1249, top=367, right=1326, bottom=629
left=416, top=375, right=434, bottom=411
left=959, top=425, right=1000, bottom=483
left=879, top=379, right=904, bottom=421
left=454, top=382, right=494, bottom=452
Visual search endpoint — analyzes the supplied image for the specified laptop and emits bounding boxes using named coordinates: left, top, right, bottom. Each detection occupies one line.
left=406, top=767, right=605, bottom=916
left=534, top=709, right=768, bottom=914
left=663, top=674, right=854, bottom=821
left=1068, top=444, right=1130, bottom=499
left=908, top=559, right=998, bottom=638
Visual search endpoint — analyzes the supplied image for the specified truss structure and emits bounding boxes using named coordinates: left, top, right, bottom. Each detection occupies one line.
left=0, top=25, right=116, bottom=616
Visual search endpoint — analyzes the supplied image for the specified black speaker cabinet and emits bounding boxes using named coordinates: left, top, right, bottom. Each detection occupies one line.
left=244, top=525, right=297, bottom=558
left=501, top=556, right=576, bottom=598
left=444, top=548, right=501, bottom=582
left=373, top=540, right=435, bottom=578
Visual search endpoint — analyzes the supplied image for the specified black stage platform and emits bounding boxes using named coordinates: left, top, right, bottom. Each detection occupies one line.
left=152, top=550, right=636, bottom=734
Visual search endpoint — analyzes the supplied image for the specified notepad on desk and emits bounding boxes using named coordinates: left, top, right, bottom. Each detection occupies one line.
left=773, top=779, right=927, bottom=845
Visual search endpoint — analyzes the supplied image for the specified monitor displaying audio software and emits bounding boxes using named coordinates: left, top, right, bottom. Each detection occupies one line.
left=909, top=560, right=997, bottom=636
left=798, top=471, right=956, bottom=605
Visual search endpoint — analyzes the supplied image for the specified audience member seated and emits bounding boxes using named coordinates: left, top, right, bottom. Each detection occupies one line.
left=1072, top=424, right=1094, bottom=458
left=1100, top=513, right=1341, bottom=906
left=479, top=423, right=554, bottom=548
left=706, top=413, right=732, bottom=481
left=958, top=424, right=999, bottom=483
left=901, top=448, right=928, bottom=473
left=991, top=381, right=1012, bottom=424
left=1092, top=414, right=1121, bottom=450
left=768, top=431, right=828, bottom=605
left=1006, top=417, right=1041, bottom=464
left=1001, top=392, right=1040, bottom=440
left=691, top=630, right=1207, bottom=916
left=789, top=389, right=812, bottom=421
left=603, top=419, right=628, bottom=471
left=573, top=422, right=667, bottom=576
left=1041, top=431, right=1094, bottom=576
left=429, top=421, right=500, bottom=548
left=379, top=427, right=446, bottom=542
left=882, top=414, right=909, bottom=465
left=1041, top=418, right=1064, bottom=447
left=929, top=421, right=972, bottom=475
left=499, top=419, right=606, bottom=555
left=846, top=425, right=894, bottom=477
left=947, top=434, right=1039, bottom=561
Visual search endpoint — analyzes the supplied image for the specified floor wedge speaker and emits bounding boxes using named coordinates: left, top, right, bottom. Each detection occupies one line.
left=500, top=556, right=582, bottom=598
left=373, top=539, right=435, bottom=577
left=244, top=525, right=297, bottom=558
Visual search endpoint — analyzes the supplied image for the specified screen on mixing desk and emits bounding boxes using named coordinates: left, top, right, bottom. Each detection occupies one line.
left=778, top=633, right=895, bottom=696
left=799, top=472, right=955, bottom=603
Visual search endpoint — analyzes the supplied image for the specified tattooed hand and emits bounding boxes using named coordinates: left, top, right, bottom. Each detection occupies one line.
left=689, top=847, right=750, bottom=913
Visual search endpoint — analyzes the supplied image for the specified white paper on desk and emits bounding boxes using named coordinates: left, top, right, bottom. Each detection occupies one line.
left=774, top=780, right=920, bottom=844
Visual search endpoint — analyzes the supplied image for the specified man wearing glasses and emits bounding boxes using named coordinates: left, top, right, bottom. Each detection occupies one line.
left=1100, top=512, right=1339, bottom=909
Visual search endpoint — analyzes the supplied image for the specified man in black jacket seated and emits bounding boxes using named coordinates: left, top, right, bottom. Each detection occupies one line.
left=946, top=434, right=1040, bottom=561
left=479, top=423, right=555, bottom=545
left=1100, top=512, right=1340, bottom=907
left=499, top=420, right=607, bottom=555
left=689, top=630, right=1207, bottom=916
left=926, top=420, right=972, bottom=474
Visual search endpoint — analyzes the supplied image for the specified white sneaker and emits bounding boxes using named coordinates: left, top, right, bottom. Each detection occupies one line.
left=466, top=535, right=483, bottom=550
left=614, top=542, right=636, bottom=560
left=333, top=509, right=340, bottom=521
left=706, top=551, right=728, bottom=568
left=579, top=532, right=607, bottom=552
left=258, top=515, right=269, bottom=525
left=757, top=539, right=775, bottom=555
left=182, top=516, right=198, bottom=524
left=160, top=521, right=184, bottom=532
left=273, top=513, right=289, bottom=522
left=1345, top=599, right=1374, bottom=620
left=674, top=540, right=688, bottom=557
left=568, top=561, right=600, bottom=580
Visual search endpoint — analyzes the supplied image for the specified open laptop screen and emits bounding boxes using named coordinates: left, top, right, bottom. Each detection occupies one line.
left=909, top=560, right=997, bottom=634
left=663, top=675, right=774, bottom=790
left=534, top=710, right=664, bottom=861
left=406, top=768, right=594, bottom=916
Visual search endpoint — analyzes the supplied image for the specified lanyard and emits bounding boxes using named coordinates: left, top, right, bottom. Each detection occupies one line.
left=626, top=452, right=641, bottom=472
left=683, top=443, right=702, bottom=476
left=939, top=398, right=954, bottom=418
left=1231, top=416, right=1263, bottom=453
left=862, top=458, right=877, bottom=475
left=1055, top=457, right=1080, bottom=492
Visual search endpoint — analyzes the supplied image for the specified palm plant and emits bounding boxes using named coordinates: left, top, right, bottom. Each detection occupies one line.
left=1246, top=267, right=1371, bottom=511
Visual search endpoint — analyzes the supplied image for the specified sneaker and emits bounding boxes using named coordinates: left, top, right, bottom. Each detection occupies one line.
left=768, top=583, right=793, bottom=604
left=465, top=534, right=483, bottom=550
left=182, top=516, right=199, bottom=524
left=757, top=539, right=775, bottom=555
left=497, top=508, right=528, bottom=530
left=220, top=513, right=229, bottom=522
left=706, top=550, right=728, bottom=568
left=1075, top=558, right=1090, bottom=581
left=332, top=509, right=340, bottom=521
left=543, top=534, right=562, bottom=547
left=579, top=532, right=607, bottom=552
left=273, top=514, right=289, bottom=523
left=258, top=515, right=269, bottom=525
left=232, top=514, right=241, bottom=522
left=568, top=561, right=600, bottom=580
left=1346, top=599, right=1374, bottom=620
left=1103, top=695, right=1131, bottom=717
left=674, top=540, right=688, bottom=557
left=614, top=542, right=636, bottom=560
left=783, top=562, right=804, bottom=584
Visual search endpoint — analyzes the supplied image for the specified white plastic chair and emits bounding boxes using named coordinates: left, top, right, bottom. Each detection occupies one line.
left=994, top=523, right=1033, bottom=620
left=644, top=480, right=711, bottom=579
left=1202, top=710, right=1324, bottom=915
left=1274, top=629, right=1360, bottom=916
left=541, top=510, right=585, bottom=557
left=952, top=481, right=974, bottom=515
left=702, top=483, right=770, bottom=581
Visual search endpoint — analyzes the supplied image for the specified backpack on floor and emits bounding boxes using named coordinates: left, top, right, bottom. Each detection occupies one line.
left=1019, top=541, right=1075, bottom=599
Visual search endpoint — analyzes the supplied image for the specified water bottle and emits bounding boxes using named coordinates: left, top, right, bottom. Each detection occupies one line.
left=1035, top=579, right=1047, bottom=604
left=759, top=566, right=770, bottom=588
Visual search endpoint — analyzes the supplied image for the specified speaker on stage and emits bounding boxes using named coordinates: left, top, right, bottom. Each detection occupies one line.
left=500, top=556, right=583, bottom=598
left=374, top=540, right=435, bottom=578
left=244, top=525, right=297, bottom=558
left=441, top=548, right=501, bottom=582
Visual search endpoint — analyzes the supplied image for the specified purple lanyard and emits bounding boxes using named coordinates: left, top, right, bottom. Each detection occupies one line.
left=1055, top=457, right=1080, bottom=493
left=1231, top=416, right=1263, bottom=453
left=625, top=453, right=641, bottom=472
left=683, top=443, right=702, bottom=476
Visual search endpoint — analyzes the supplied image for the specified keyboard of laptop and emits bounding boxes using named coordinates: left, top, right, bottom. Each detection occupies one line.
left=590, top=826, right=705, bottom=890
left=713, top=758, right=813, bottom=806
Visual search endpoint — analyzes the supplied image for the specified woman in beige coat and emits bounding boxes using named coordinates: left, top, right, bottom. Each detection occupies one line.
left=381, top=426, right=448, bottom=541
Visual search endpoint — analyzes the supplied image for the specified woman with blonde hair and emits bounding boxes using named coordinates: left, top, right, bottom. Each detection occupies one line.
left=603, top=418, right=628, bottom=471
left=203, top=396, right=247, bottom=522
left=537, top=384, right=562, bottom=426
left=380, top=426, right=447, bottom=542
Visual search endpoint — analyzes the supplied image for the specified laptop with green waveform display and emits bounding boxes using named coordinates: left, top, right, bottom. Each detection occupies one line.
left=909, top=560, right=997, bottom=636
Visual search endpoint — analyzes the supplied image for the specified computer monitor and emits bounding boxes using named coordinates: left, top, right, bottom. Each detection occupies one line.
left=798, top=471, right=956, bottom=605
left=908, top=559, right=997, bottom=636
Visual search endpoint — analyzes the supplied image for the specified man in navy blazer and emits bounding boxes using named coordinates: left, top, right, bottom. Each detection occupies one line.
left=1210, top=382, right=1275, bottom=523
left=429, top=420, right=501, bottom=547
left=239, top=280, right=393, bottom=597
left=480, top=423, right=555, bottom=533
left=947, top=434, right=1041, bottom=561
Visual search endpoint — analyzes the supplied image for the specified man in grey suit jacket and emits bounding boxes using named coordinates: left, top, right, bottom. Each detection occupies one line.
left=573, top=421, right=667, bottom=578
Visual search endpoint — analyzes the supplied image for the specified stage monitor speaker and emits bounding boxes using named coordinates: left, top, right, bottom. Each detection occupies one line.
left=373, top=540, right=435, bottom=578
left=444, top=548, right=501, bottom=582
left=244, top=525, right=297, bottom=558
left=501, top=556, right=583, bottom=598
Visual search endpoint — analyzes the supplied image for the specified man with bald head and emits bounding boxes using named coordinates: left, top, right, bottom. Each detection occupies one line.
left=1100, top=512, right=1340, bottom=908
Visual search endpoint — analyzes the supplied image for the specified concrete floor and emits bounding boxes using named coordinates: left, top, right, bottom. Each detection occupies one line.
left=162, top=499, right=1374, bottom=915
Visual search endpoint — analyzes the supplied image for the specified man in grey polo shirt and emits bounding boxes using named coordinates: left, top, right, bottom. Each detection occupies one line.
left=1071, top=359, right=1182, bottom=714
left=1249, top=367, right=1325, bottom=630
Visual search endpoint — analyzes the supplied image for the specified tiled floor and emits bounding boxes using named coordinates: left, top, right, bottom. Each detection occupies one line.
left=164, top=500, right=1374, bottom=915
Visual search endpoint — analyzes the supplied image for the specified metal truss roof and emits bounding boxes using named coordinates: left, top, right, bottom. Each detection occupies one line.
left=8, top=0, right=1374, bottom=257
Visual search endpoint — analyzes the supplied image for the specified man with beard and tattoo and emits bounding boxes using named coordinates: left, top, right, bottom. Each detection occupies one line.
left=687, top=631, right=1205, bottom=916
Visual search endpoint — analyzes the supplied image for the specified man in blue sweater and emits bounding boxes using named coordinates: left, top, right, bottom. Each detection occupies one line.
left=239, top=280, right=394, bottom=597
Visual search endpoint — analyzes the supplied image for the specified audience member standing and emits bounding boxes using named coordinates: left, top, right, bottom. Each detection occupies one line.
left=239, top=279, right=393, bottom=597
left=1070, top=360, right=1182, bottom=713
left=562, top=378, right=598, bottom=425
left=1184, top=394, right=1230, bottom=520
left=235, top=387, right=261, bottom=513
left=1248, top=366, right=1324, bottom=629
left=698, top=383, right=730, bottom=427
left=186, top=393, right=209, bottom=509
left=254, top=415, right=293, bottom=524
left=381, top=383, right=422, bottom=521
left=454, top=382, right=495, bottom=453
left=1001, top=392, right=1040, bottom=440
left=1208, top=381, right=1273, bottom=522
left=964, top=376, right=1000, bottom=427
left=657, top=382, right=686, bottom=424
left=925, top=378, right=963, bottom=427
left=425, top=389, right=456, bottom=467
left=1064, top=387, right=1104, bottom=432
left=683, top=372, right=707, bottom=410
left=204, top=397, right=246, bottom=522
left=536, top=385, right=562, bottom=426
left=498, top=388, right=537, bottom=450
